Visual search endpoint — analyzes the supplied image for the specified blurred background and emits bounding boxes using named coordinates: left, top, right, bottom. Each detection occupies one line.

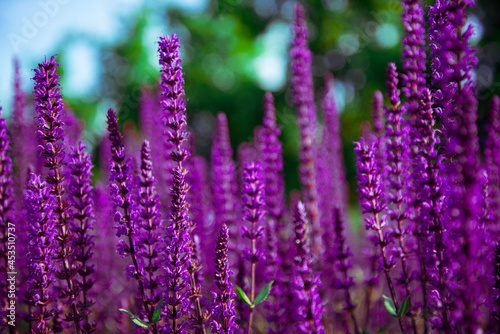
left=0, top=0, right=499, bottom=202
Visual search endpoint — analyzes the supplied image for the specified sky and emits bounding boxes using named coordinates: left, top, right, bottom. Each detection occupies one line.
left=0, top=0, right=208, bottom=117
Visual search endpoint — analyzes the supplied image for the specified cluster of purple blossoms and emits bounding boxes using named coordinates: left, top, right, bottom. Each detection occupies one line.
left=1, top=1, right=500, bottom=333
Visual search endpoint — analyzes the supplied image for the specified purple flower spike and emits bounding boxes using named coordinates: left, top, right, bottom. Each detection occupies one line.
left=412, top=88, right=449, bottom=330
left=255, top=92, right=287, bottom=333
left=383, top=63, right=415, bottom=328
left=429, top=0, right=478, bottom=141
left=159, top=33, right=201, bottom=333
left=107, top=108, right=156, bottom=327
left=0, top=108, right=14, bottom=332
left=445, top=85, right=483, bottom=332
left=210, top=225, right=238, bottom=334
left=371, top=90, right=384, bottom=137
left=137, top=140, right=163, bottom=323
left=11, top=58, right=39, bottom=199
left=240, top=161, right=266, bottom=332
left=401, top=0, right=426, bottom=118
left=291, top=201, right=324, bottom=334
left=34, top=55, right=83, bottom=329
left=241, top=161, right=265, bottom=266
left=67, top=142, right=96, bottom=332
left=354, top=138, right=404, bottom=332
left=211, top=112, right=238, bottom=236
left=25, top=174, right=57, bottom=334
left=332, top=208, right=358, bottom=333
left=485, top=95, right=500, bottom=240
left=291, top=3, right=320, bottom=252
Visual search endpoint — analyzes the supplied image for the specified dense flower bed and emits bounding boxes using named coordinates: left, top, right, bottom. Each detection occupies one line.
left=1, top=0, right=499, bottom=333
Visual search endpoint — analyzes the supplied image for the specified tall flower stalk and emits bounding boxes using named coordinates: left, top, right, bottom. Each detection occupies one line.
left=383, top=63, right=415, bottom=332
left=332, top=208, right=359, bottom=334
left=241, top=161, right=265, bottom=334
left=25, top=174, right=57, bottom=334
left=291, top=3, right=320, bottom=252
left=33, top=55, right=81, bottom=332
left=136, top=140, right=163, bottom=328
left=107, top=109, right=154, bottom=330
left=158, top=33, right=202, bottom=334
left=258, top=92, right=286, bottom=333
left=210, top=225, right=238, bottom=334
left=354, top=138, right=404, bottom=333
left=67, top=142, right=96, bottom=332
left=291, top=201, right=324, bottom=334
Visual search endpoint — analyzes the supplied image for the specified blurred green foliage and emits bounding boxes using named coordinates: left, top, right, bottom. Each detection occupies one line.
left=61, top=0, right=500, bottom=203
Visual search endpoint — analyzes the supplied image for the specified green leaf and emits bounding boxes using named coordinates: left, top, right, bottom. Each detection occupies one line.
left=119, top=308, right=151, bottom=328
left=151, top=299, right=164, bottom=323
left=253, top=281, right=274, bottom=306
left=397, top=296, right=410, bottom=318
left=382, top=295, right=397, bottom=317
left=236, top=286, right=252, bottom=306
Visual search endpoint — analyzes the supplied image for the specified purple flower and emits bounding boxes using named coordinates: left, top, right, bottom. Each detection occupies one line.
left=354, top=138, right=405, bottom=332
left=136, top=140, right=163, bottom=326
left=411, top=88, right=450, bottom=330
left=291, top=3, right=320, bottom=252
left=429, top=0, right=477, bottom=136
left=332, top=208, right=359, bottom=333
left=158, top=33, right=196, bottom=333
left=25, top=174, right=57, bottom=334
left=444, top=84, right=483, bottom=332
left=383, top=63, right=415, bottom=322
left=211, top=112, right=239, bottom=241
left=33, top=55, right=82, bottom=328
left=67, top=141, right=96, bottom=332
left=107, top=108, right=155, bottom=325
left=401, top=0, right=426, bottom=118
left=290, top=201, right=324, bottom=334
left=485, top=95, right=500, bottom=239
left=371, top=90, right=384, bottom=136
left=241, top=161, right=265, bottom=267
left=317, top=73, right=348, bottom=230
left=11, top=58, right=40, bottom=199
left=210, top=225, right=238, bottom=334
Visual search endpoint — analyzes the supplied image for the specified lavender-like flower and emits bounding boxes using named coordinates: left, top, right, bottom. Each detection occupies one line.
left=429, top=0, right=477, bottom=143
left=136, top=140, right=163, bottom=322
left=11, top=58, right=39, bottom=199
left=445, top=84, right=483, bottom=332
left=485, top=96, right=500, bottom=241
left=291, top=3, right=320, bottom=252
left=158, top=33, right=200, bottom=334
left=107, top=108, right=154, bottom=328
left=210, top=225, right=238, bottom=334
left=412, top=88, right=450, bottom=331
left=332, top=208, right=359, bottom=334
left=383, top=63, right=415, bottom=331
left=255, top=92, right=286, bottom=333
left=33, top=55, right=82, bottom=330
left=211, top=112, right=239, bottom=241
left=354, top=138, right=404, bottom=332
left=372, top=90, right=384, bottom=136
left=25, top=174, right=57, bottom=334
left=291, top=201, right=324, bottom=334
left=317, top=74, right=347, bottom=243
left=67, top=142, right=96, bottom=332
left=401, top=0, right=426, bottom=119
left=241, top=161, right=265, bottom=334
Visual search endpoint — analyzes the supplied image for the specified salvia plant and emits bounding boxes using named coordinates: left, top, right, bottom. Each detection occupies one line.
left=1, top=0, right=500, bottom=333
